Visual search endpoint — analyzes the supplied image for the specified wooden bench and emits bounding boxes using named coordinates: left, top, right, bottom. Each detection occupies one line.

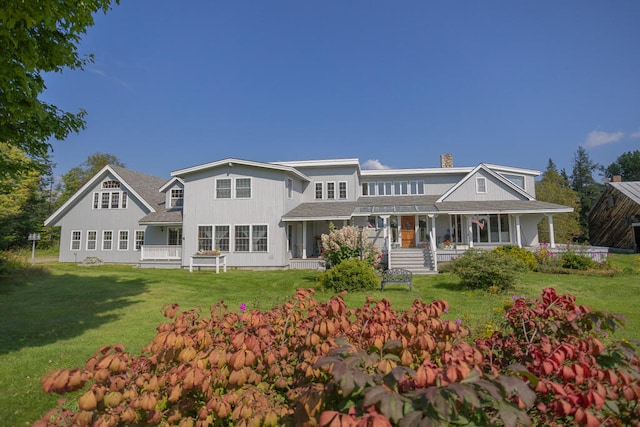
left=381, top=268, right=413, bottom=291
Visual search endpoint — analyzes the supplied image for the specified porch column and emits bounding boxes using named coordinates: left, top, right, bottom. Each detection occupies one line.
left=467, top=216, right=474, bottom=248
left=381, top=215, right=391, bottom=268
left=547, top=214, right=556, bottom=248
left=429, top=214, right=436, bottom=248
left=302, top=221, right=307, bottom=259
left=515, top=215, right=522, bottom=248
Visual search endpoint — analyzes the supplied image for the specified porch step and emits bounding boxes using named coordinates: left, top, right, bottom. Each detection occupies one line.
left=389, top=248, right=436, bottom=275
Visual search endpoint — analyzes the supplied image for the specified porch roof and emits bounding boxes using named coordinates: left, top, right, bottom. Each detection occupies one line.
left=435, top=200, right=574, bottom=214
left=139, top=209, right=183, bottom=225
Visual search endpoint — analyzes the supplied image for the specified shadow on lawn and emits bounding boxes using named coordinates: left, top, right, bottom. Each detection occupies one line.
left=0, top=273, right=149, bottom=354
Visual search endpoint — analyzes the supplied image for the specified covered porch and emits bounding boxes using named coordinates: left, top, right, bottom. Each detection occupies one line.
left=137, top=223, right=184, bottom=268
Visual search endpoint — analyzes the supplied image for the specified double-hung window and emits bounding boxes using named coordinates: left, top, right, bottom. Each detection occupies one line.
left=71, top=231, right=81, bottom=250
left=476, top=177, right=487, bottom=194
left=214, top=225, right=230, bottom=251
left=118, top=231, right=129, bottom=250
left=315, top=182, right=323, bottom=199
left=326, top=182, right=335, bottom=199
left=235, top=225, right=250, bottom=252
left=252, top=225, right=268, bottom=252
left=216, top=179, right=231, bottom=199
left=135, top=231, right=145, bottom=250
left=87, top=231, right=97, bottom=250
left=103, top=231, right=113, bottom=250
left=170, top=188, right=184, bottom=207
left=236, top=178, right=251, bottom=198
left=198, top=226, right=213, bottom=251
left=339, top=182, right=347, bottom=199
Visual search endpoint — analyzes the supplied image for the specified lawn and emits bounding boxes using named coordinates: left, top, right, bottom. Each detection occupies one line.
left=1, top=254, right=638, bottom=426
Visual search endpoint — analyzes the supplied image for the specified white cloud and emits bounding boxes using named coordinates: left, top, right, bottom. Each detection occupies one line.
left=583, top=130, right=624, bottom=148
left=362, top=159, right=391, bottom=170
left=630, top=130, right=640, bottom=139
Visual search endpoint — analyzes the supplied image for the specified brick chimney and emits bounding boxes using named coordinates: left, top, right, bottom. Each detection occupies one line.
left=611, top=175, right=622, bottom=182
left=440, top=154, right=453, bottom=168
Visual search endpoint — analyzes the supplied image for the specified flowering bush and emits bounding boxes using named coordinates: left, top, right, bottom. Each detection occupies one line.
left=320, top=223, right=382, bottom=269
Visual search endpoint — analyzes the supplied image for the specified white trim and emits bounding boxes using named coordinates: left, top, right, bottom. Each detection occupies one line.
left=274, top=158, right=360, bottom=169
left=45, top=165, right=155, bottom=226
left=70, top=230, right=82, bottom=251
left=159, top=177, right=185, bottom=193
left=102, top=230, right=113, bottom=251
left=118, top=230, right=129, bottom=251
left=172, top=157, right=310, bottom=182
left=87, top=230, right=98, bottom=251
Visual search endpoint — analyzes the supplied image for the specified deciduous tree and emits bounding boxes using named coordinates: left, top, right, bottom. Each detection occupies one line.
left=0, top=0, right=118, bottom=178
left=604, top=150, right=640, bottom=181
left=535, top=159, right=581, bottom=243
left=570, top=147, right=603, bottom=241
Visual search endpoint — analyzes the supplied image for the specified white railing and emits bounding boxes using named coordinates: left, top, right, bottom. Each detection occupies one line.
left=140, top=245, right=182, bottom=260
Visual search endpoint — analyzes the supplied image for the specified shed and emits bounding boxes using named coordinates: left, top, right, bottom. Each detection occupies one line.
left=588, top=180, right=640, bottom=252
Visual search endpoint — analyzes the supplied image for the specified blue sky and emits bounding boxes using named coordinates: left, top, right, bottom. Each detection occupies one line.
left=43, top=0, right=640, bottom=180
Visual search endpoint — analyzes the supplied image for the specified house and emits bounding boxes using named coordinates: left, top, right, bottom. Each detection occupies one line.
left=45, top=155, right=574, bottom=272
left=588, top=177, right=640, bottom=252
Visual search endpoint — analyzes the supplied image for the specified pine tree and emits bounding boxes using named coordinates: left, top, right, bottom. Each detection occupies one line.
left=569, top=147, right=603, bottom=241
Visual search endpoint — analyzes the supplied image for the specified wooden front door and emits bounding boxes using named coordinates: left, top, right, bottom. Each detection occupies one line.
left=401, top=216, right=416, bottom=248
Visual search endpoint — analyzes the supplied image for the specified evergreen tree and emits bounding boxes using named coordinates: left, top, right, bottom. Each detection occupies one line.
left=536, top=159, right=581, bottom=243
left=569, top=147, right=603, bottom=241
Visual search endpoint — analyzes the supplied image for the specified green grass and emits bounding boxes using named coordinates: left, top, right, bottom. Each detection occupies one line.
left=1, top=254, right=639, bottom=426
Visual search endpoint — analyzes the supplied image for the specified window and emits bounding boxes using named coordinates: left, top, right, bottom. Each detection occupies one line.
left=87, top=231, right=97, bottom=250
left=362, top=183, right=369, bottom=196
left=93, top=193, right=99, bottom=209
left=168, top=228, right=182, bottom=245
left=216, top=179, right=231, bottom=199
left=235, top=225, right=250, bottom=252
left=410, top=181, right=424, bottom=195
left=503, top=174, right=525, bottom=190
left=119, top=230, right=129, bottom=250
left=286, top=178, right=293, bottom=198
left=236, top=178, right=251, bottom=198
left=326, top=182, right=335, bottom=199
left=122, top=192, right=128, bottom=208
left=101, top=192, right=110, bottom=209
left=71, top=231, right=81, bottom=250
left=339, top=182, right=347, bottom=199
left=198, top=226, right=213, bottom=251
left=315, top=182, right=323, bottom=199
left=102, top=231, right=113, bottom=250
left=111, top=192, right=120, bottom=209
left=252, top=225, right=268, bottom=252
left=102, top=180, right=120, bottom=189
left=135, top=231, right=145, bottom=250
left=476, top=177, right=487, bottom=193
left=394, top=181, right=408, bottom=195
left=170, top=188, right=183, bottom=207
left=214, top=225, right=230, bottom=251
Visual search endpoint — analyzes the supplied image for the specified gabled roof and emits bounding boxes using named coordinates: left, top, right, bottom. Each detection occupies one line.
left=171, top=158, right=311, bottom=182
left=610, top=181, right=640, bottom=204
left=44, top=165, right=167, bottom=226
left=159, top=177, right=185, bottom=193
left=436, top=164, right=535, bottom=203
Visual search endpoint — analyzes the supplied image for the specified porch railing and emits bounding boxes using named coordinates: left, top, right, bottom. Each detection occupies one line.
left=140, top=245, right=182, bottom=260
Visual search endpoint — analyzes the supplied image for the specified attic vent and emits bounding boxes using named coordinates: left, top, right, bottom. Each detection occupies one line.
left=102, top=180, right=121, bottom=189
left=440, top=154, right=453, bottom=168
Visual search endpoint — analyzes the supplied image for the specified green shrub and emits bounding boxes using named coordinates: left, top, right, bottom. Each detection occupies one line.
left=493, top=245, right=537, bottom=270
left=448, top=248, right=527, bottom=291
left=560, top=250, right=598, bottom=270
left=319, top=258, right=379, bottom=292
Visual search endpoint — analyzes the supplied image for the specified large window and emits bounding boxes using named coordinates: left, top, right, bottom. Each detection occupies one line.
left=198, top=226, right=213, bottom=251
left=236, top=178, right=251, bottom=198
left=102, top=231, right=113, bottom=250
left=87, top=231, right=97, bottom=250
left=170, top=188, right=184, bottom=207
left=216, top=179, right=231, bottom=199
left=252, top=225, right=268, bottom=252
left=214, top=225, right=230, bottom=251
left=471, top=214, right=510, bottom=243
left=94, top=191, right=128, bottom=209
left=135, top=231, right=145, bottom=250
left=71, top=231, right=81, bottom=250
left=118, top=231, right=129, bottom=250
left=235, top=225, right=250, bottom=252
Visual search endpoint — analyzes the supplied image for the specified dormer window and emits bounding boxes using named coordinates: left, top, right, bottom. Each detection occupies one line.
left=170, top=188, right=184, bottom=208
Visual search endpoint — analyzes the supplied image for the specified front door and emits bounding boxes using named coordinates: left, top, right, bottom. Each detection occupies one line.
left=401, top=216, right=416, bottom=248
